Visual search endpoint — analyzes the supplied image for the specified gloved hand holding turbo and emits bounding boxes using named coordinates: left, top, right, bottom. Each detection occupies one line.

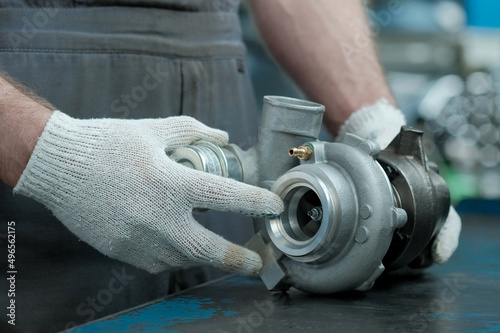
left=14, top=113, right=284, bottom=275
left=15, top=94, right=460, bottom=293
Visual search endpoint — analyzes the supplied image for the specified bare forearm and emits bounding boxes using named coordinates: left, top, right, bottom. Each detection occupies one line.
left=0, top=72, right=52, bottom=187
left=249, top=0, right=395, bottom=135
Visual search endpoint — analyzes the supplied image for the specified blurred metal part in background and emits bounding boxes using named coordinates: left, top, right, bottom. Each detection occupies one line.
left=421, top=69, right=500, bottom=199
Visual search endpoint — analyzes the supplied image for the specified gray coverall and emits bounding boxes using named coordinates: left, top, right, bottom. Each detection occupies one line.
left=0, top=1, right=259, bottom=331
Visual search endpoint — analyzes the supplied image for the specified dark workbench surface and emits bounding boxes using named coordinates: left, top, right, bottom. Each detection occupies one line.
left=74, top=214, right=500, bottom=333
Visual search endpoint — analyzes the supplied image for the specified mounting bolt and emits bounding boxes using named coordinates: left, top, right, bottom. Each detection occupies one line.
left=360, top=205, right=372, bottom=219
left=355, top=226, right=369, bottom=244
left=289, top=145, right=313, bottom=160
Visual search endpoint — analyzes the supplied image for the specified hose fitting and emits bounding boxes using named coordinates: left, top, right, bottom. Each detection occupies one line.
left=289, top=145, right=313, bottom=160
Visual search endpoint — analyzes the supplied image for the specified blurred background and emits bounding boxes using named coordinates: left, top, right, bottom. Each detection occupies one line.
left=240, top=0, right=500, bottom=216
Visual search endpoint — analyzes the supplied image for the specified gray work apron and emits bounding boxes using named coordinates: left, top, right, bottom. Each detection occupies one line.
left=0, top=2, right=259, bottom=332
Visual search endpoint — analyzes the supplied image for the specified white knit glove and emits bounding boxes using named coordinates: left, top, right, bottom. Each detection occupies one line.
left=336, top=98, right=461, bottom=264
left=14, top=112, right=283, bottom=275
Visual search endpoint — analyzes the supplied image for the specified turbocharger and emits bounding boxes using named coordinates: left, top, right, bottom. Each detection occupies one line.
left=168, top=96, right=450, bottom=294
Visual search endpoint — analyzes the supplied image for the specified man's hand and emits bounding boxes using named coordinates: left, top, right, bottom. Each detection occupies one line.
left=249, top=0, right=395, bottom=135
left=13, top=112, right=283, bottom=275
left=336, top=99, right=461, bottom=265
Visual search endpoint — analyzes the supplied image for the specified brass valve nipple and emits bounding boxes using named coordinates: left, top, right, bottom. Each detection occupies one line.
left=289, top=145, right=313, bottom=160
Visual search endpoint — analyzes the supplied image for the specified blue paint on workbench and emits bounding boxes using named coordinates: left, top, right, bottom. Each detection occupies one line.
left=220, top=298, right=234, bottom=304
left=223, top=310, right=240, bottom=317
left=429, top=313, right=500, bottom=332
left=73, top=296, right=222, bottom=333
left=429, top=313, right=497, bottom=319
left=224, top=275, right=263, bottom=286
left=461, top=325, right=500, bottom=333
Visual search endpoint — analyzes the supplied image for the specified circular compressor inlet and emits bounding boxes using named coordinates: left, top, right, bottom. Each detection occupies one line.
left=283, top=187, right=323, bottom=241
left=267, top=168, right=340, bottom=260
